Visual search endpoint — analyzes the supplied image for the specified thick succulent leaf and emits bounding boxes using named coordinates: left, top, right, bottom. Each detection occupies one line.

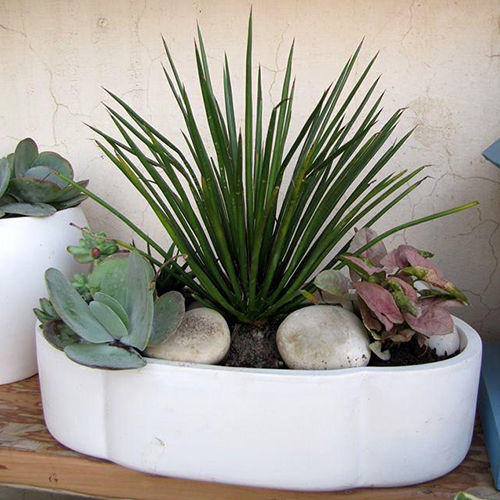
left=51, top=193, right=87, bottom=210
left=149, top=291, right=185, bottom=345
left=24, top=165, right=68, bottom=188
left=93, top=291, right=128, bottom=327
left=42, top=320, right=80, bottom=351
left=39, top=297, right=58, bottom=317
left=89, top=300, right=128, bottom=339
left=64, top=343, right=146, bottom=370
left=0, top=194, right=16, bottom=206
left=6, top=153, right=14, bottom=174
left=0, top=157, right=11, bottom=199
left=45, top=268, right=113, bottom=343
left=32, top=151, right=73, bottom=178
left=121, top=252, right=155, bottom=350
left=0, top=202, right=56, bottom=217
left=13, top=138, right=38, bottom=178
left=314, top=269, right=351, bottom=299
left=8, top=177, right=63, bottom=203
left=0, top=210, right=4, bottom=218
left=88, top=255, right=129, bottom=306
left=52, top=179, right=89, bottom=202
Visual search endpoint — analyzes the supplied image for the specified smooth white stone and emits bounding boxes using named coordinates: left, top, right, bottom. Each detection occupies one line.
left=425, top=325, right=460, bottom=356
left=146, top=308, right=230, bottom=364
left=276, top=305, right=371, bottom=370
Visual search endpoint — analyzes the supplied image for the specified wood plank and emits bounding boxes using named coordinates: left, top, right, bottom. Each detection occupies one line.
left=0, top=376, right=496, bottom=499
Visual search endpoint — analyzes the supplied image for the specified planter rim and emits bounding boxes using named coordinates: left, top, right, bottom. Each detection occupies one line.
left=61, top=315, right=477, bottom=377
left=0, top=206, right=82, bottom=228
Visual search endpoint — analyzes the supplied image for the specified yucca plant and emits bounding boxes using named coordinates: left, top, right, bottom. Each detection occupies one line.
left=58, top=15, right=476, bottom=324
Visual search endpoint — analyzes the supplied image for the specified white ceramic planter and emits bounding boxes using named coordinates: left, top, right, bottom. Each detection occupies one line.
left=36, top=317, right=481, bottom=491
left=0, top=207, right=87, bottom=385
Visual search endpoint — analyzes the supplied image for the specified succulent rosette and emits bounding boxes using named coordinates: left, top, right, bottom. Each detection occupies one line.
left=0, top=138, right=88, bottom=218
left=314, top=228, right=468, bottom=359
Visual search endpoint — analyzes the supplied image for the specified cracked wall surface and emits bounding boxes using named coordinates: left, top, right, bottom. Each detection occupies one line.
left=1, top=0, right=499, bottom=338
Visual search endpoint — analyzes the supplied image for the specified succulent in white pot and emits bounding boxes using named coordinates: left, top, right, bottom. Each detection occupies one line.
left=35, top=15, right=481, bottom=491
left=0, top=138, right=88, bottom=384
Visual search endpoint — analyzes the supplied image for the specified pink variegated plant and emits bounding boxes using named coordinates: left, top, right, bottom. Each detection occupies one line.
left=312, top=228, right=468, bottom=360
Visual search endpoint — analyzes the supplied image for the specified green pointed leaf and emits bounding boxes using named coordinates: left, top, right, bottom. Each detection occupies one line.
left=32, top=151, right=73, bottom=178
left=149, top=291, right=185, bottom=346
left=93, top=291, right=128, bottom=327
left=14, top=138, right=38, bottom=178
left=64, top=343, right=146, bottom=369
left=300, top=289, right=319, bottom=304
left=454, top=493, right=487, bottom=500
left=45, top=268, right=113, bottom=343
left=89, top=300, right=128, bottom=339
left=0, top=202, right=56, bottom=217
left=8, top=177, right=63, bottom=203
left=0, top=157, right=11, bottom=199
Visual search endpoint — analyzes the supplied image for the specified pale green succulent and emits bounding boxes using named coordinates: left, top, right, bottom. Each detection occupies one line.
left=0, top=138, right=88, bottom=218
left=37, top=251, right=185, bottom=369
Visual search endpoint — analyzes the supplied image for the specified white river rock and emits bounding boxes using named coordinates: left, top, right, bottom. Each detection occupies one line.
left=425, top=325, right=460, bottom=356
left=145, top=307, right=230, bottom=364
left=276, top=305, right=371, bottom=370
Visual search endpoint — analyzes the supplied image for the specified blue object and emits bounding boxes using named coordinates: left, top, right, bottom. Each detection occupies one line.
left=478, top=342, right=500, bottom=490
left=483, top=138, right=500, bottom=168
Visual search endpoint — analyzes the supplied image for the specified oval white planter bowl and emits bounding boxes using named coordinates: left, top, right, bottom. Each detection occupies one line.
left=0, top=207, right=87, bottom=385
left=36, top=316, right=481, bottom=491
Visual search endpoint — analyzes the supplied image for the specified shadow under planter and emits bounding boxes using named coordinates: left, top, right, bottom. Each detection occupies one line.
left=36, top=316, right=481, bottom=491
left=0, top=207, right=87, bottom=385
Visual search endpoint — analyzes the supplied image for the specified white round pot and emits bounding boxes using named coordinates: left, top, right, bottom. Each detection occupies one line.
left=36, top=317, right=481, bottom=491
left=0, top=207, right=87, bottom=385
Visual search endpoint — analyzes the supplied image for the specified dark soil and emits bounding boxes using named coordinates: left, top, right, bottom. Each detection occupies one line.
left=221, top=321, right=459, bottom=369
left=368, top=338, right=459, bottom=367
left=222, top=320, right=286, bottom=369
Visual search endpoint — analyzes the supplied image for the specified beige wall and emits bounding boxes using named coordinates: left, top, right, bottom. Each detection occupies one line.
left=1, top=0, right=499, bottom=337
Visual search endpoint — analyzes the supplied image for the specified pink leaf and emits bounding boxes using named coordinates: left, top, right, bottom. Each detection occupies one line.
left=386, top=276, right=418, bottom=302
left=404, top=298, right=454, bottom=336
left=380, top=245, right=438, bottom=273
left=358, top=297, right=382, bottom=331
left=350, top=227, right=387, bottom=265
left=354, top=281, right=404, bottom=331
left=343, top=255, right=384, bottom=276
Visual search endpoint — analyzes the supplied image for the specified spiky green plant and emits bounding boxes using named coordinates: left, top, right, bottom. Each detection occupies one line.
left=57, top=16, right=476, bottom=324
left=0, top=138, right=88, bottom=217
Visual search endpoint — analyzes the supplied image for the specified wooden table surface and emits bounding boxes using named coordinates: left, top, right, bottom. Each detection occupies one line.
left=0, top=376, right=497, bottom=500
